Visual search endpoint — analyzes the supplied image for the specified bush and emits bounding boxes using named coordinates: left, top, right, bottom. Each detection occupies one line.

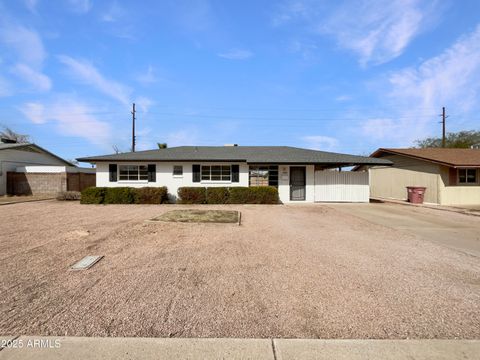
left=80, top=187, right=106, bottom=204
left=178, top=186, right=279, bottom=204
left=206, top=187, right=230, bottom=204
left=228, top=187, right=253, bottom=204
left=177, top=187, right=207, bottom=204
left=248, top=186, right=279, bottom=204
left=228, top=186, right=279, bottom=204
left=104, top=187, right=135, bottom=204
left=134, top=187, right=168, bottom=204
left=56, top=191, right=81, bottom=201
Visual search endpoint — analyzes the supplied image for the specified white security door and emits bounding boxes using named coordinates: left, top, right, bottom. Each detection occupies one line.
left=315, top=171, right=369, bottom=202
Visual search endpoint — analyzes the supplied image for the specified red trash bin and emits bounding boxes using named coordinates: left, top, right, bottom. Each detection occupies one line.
left=406, top=186, right=426, bottom=204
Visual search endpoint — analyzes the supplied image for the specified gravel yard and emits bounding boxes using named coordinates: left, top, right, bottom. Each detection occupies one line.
left=1, top=201, right=479, bottom=339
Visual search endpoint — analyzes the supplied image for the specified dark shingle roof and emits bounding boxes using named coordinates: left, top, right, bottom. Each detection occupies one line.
left=77, top=146, right=392, bottom=166
left=372, top=148, right=480, bottom=167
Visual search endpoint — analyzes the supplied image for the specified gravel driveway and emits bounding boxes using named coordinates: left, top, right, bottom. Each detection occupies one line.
left=1, top=201, right=479, bottom=338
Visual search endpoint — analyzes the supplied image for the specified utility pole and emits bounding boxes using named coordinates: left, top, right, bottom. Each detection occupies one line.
left=439, top=107, right=449, bottom=148
left=131, top=103, right=136, bottom=152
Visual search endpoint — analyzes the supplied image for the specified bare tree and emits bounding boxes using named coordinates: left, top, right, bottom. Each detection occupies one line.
left=112, top=144, right=123, bottom=154
left=0, top=126, right=30, bottom=143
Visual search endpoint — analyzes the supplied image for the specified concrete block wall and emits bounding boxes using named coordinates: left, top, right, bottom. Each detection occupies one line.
left=6, top=172, right=95, bottom=195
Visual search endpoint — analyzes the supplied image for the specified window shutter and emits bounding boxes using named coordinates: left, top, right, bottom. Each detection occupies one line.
left=231, top=164, right=239, bottom=183
left=192, top=164, right=201, bottom=182
left=109, top=164, right=117, bottom=182
left=148, top=164, right=156, bottom=182
left=449, top=167, right=457, bottom=186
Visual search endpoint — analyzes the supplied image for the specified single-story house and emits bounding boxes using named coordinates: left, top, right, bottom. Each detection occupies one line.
left=354, top=148, right=480, bottom=205
left=77, top=145, right=391, bottom=203
left=0, top=139, right=95, bottom=196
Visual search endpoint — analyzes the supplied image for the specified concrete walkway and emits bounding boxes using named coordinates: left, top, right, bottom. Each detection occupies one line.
left=1, top=337, right=479, bottom=359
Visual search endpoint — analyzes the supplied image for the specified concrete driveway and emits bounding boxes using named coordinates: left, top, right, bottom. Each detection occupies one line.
left=328, top=203, right=480, bottom=257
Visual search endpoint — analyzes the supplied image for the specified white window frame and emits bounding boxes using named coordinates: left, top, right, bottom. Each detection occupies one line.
left=173, top=165, right=183, bottom=178
left=200, top=164, right=232, bottom=183
left=118, top=164, right=149, bottom=183
left=458, top=168, right=478, bottom=185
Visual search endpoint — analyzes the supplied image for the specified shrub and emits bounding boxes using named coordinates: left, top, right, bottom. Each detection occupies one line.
left=56, top=191, right=81, bottom=201
left=178, top=187, right=207, bottom=204
left=104, top=187, right=135, bottom=204
left=206, top=187, right=230, bottom=204
left=134, top=187, right=168, bottom=204
left=249, top=186, right=279, bottom=204
left=228, top=187, right=253, bottom=204
left=80, top=187, right=106, bottom=204
left=228, top=186, right=279, bottom=204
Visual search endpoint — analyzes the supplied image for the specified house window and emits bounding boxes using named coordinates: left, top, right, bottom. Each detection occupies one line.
left=458, top=168, right=477, bottom=184
left=119, top=165, right=148, bottom=181
left=201, top=165, right=231, bottom=181
left=173, top=165, right=183, bottom=176
left=249, top=165, right=278, bottom=187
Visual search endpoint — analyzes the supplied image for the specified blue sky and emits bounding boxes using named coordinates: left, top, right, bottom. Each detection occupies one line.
left=1, top=0, right=480, bottom=161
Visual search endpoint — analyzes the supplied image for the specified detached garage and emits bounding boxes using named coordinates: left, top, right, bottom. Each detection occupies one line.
left=78, top=145, right=391, bottom=203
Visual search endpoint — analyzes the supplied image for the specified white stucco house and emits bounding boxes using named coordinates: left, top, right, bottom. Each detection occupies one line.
left=0, top=140, right=73, bottom=196
left=77, top=145, right=391, bottom=203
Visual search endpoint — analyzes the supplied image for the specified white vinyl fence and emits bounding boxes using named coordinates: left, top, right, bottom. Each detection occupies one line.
left=314, top=171, right=369, bottom=202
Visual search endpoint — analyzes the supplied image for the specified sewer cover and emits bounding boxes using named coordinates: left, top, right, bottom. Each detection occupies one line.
left=70, top=255, right=103, bottom=271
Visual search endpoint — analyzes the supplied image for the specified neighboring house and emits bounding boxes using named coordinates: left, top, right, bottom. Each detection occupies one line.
left=0, top=140, right=95, bottom=196
left=77, top=145, right=391, bottom=203
left=355, top=148, right=480, bottom=205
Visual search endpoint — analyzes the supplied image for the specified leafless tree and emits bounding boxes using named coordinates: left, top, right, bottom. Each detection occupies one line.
left=0, top=126, right=30, bottom=143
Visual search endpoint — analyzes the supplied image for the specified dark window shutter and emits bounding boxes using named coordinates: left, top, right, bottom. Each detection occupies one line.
left=449, top=167, right=457, bottom=186
left=109, top=164, right=117, bottom=182
left=192, top=164, right=201, bottom=182
left=148, top=164, right=156, bottom=182
left=231, top=164, right=239, bottom=183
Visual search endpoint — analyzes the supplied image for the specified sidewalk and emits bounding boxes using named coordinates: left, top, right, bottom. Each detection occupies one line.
left=1, top=337, right=479, bottom=360
left=371, top=197, right=480, bottom=217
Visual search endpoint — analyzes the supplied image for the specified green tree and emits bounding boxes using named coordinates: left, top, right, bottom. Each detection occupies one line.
left=157, top=143, right=167, bottom=149
left=415, top=130, right=480, bottom=148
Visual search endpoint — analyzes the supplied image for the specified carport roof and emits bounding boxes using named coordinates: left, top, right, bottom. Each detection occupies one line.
left=371, top=148, right=480, bottom=167
left=77, top=146, right=392, bottom=166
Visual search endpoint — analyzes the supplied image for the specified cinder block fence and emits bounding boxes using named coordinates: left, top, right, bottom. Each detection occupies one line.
left=6, top=166, right=95, bottom=196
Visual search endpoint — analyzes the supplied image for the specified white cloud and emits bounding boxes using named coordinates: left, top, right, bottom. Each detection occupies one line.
left=19, top=102, right=46, bottom=124
left=0, top=23, right=46, bottom=68
left=0, top=75, right=12, bottom=97
left=20, top=98, right=112, bottom=146
left=136, top=65, right=157, bottom=85
left=302, top=135, right=339, bottom=151
left=101, top=1, right=125, bottom=22
left=362, top=24, right=480, bottom=143
left=218, top=49, right=254, bottom=60
left=335, top=95, right=351, bottom=102
left=67, top=0, right=92, bottom=14
left=24, top=0, right=39, bottom=12
left=166, top=129, right=199, bottom=147
left=58, top=55, right=131, bottom=105
left=11, top=63, right=51, bottom=92
left=273, top=0, right=438, bottom=66
left=135, top=96, right=153, bottom=113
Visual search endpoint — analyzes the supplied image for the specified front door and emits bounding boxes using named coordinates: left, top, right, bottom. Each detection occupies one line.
left=290, top=167, right=306, bottom=201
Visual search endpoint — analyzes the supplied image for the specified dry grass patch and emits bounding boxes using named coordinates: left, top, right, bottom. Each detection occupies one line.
left=150, top=209, right=240, bottom=223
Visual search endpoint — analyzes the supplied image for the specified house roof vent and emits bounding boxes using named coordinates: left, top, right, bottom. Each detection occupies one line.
left=224, top=144, right=238, bottom=147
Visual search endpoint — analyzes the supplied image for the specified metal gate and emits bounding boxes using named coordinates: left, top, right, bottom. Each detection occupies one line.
left=314, top=171, right=369, bottom=202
